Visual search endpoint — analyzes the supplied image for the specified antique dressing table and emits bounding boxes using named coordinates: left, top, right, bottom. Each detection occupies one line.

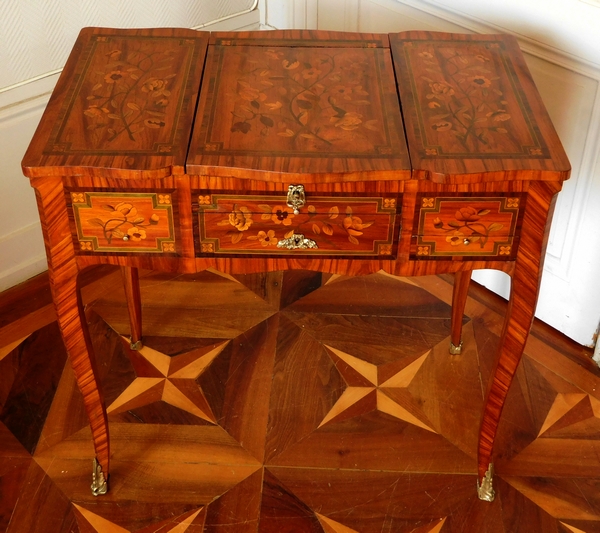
left=21, top=27, right=570, bottom=500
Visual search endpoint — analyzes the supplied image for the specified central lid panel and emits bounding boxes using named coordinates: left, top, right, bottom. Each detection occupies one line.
left=187, top=30, right=411, bottom=183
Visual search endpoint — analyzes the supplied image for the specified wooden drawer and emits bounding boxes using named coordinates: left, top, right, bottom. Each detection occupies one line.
left=67, top=190, right=179, bottom=254
left=411, top=195, right=525, bottom=260
left=194, top=192, right=399, bottom=257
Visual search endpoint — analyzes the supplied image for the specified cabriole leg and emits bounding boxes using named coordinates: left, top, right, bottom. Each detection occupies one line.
left=34, top=179, right=110, bottom=495
left=477, top=182, right=559, bottom=501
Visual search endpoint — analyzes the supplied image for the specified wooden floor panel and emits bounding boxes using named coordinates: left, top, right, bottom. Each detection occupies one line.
left=1, top=268, right=599, bottom=532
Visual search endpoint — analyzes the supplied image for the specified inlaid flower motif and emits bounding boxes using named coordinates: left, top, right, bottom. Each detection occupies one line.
left=499, top=246, right=511, bottom=255
left=158, top=195, right=171, bottom=205
left=127, top=227, right=147, bottom=241
left=141, top=78, right=171, bottom=98
left=470, top=75, right=492, bottom=88
left=257, top=230, right=277, bottom=246
left=455, top=206, right=481, bottom=222
left=446, top=230, right=465, bottom=246
left=162, top=242, right=175, bottom=252
left=330, top=85, right=353, bottom=100
left=271, top=206, right=295, bottom=226
left=417, top=246, right=430, bottom=256
left=302, top=67, right=322, bottom=80
left=80, top=241, right=93, bottom=251
left=198, top=195, right=211, bottom=205
left=114, top=203, right=137, bottom=218
left=229, top=205, right=253, bottom=231
left=429, top=81, right=455, bottom=97
left=104, top=70, right=124, bottom=84
left=333, top=112, right=363, bottom=131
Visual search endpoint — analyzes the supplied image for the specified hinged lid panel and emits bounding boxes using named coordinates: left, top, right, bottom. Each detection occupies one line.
left=390, top=32, right=570, bottom=184
left=22, top=27, right=209, bottom=180
left=187, top=30, right=411, bottom=183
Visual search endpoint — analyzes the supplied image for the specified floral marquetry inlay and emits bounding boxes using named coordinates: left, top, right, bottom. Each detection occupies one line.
left=195, top=194, right=397, bottom=257
left=414, top=196, right=523, bottom=259
left=45, top=34, right=200, bottom=155
left=70, top=191, right=176, bottom=253
left=193, top=40, right=406, bottom=159
left=394, top=38, right=549, bottom=158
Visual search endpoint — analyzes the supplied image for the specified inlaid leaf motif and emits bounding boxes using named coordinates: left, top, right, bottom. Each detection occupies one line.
left=322, top=222, right=334, bottom=236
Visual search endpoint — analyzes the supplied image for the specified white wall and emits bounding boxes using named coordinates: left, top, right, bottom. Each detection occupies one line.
left=0, top=0, right=259, bottom=292
left=262, top=0, right=600, bottom=347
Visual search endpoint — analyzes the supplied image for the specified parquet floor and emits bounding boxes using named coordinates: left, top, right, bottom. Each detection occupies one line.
left=1, top=267, right=600, bottom=532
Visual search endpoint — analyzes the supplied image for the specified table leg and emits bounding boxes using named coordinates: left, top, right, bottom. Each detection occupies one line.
left=34, top=179, right=110, bottom=495
left=476, top=182, right=559, bottom=501
left=121, top=266, right=143, bottom=350
left=450, top=270, right=472, bottom=355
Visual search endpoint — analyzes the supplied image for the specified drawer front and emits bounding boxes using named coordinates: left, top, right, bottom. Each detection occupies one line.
left=194, top=194, right=398, bottom=257
left=69, top=191, right=178, bottom=254
left=412, top=195, right=524, bottom=259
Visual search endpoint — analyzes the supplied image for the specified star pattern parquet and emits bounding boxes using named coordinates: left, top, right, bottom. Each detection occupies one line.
left=1, top=268, right=600, bottom=532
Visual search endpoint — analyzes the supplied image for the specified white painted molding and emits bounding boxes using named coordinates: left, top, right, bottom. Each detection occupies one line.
left=261, top=0, right=318, bottom=29
left=393, top=0, right=600, bottom=75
